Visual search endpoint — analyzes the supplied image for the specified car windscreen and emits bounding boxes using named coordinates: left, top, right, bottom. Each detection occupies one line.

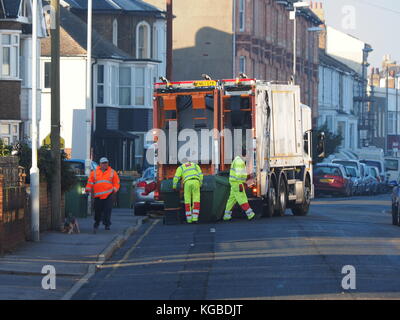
left=66, top=162, right=84, bottom=175
left=314, top=166, right=342, bottom=177
left=385, top=159, right=399, bottom=171
left=345, top=167, right=357, bottom=177
left=360, top=160, right=382, bottom=172
left=368, top=167, right=378, bottom=178
left=142, top=167, right=155, bottom=180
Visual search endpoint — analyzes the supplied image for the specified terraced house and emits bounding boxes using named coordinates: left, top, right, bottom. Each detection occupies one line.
left=0, top=0, right=46, bottom=146
left=40, top=0, right=166, bottom=170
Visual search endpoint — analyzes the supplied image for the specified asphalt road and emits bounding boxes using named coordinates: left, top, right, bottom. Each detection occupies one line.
left=73, top=193, right=400, bottom=300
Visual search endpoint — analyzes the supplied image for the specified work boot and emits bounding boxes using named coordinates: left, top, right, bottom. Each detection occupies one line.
left=246, top=210, right=255, bottom=220
left=105, top=226, right=110, bottom=230
left=93, top=225, right=98, bottom=234
left=223, top=211, right=232, bottom=221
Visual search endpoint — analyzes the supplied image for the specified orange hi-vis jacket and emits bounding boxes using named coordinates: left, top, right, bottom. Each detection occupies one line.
left=85, top=166, right=120, bottom=199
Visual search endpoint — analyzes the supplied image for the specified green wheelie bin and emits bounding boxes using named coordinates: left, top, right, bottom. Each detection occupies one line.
left=117, top=175, right=135, bottom=208
left=65, top=175, right=88, bottom=218
left=160, top=173, right=231, bottom=224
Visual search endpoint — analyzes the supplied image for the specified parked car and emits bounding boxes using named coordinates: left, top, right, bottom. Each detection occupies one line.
left=367, top=166, right=384, bottom=194
left=64, top=159, right=98, bottom=175
left=385, top=157, right=400, bottom=186
left=314, top=163, right=353, bottom=197
left=133, top=167, right=163, bottom=216
left=359, top=159, right=387, bottom=187
left=365, top=166, right=379, bottom=195
left=332, top=159, right=367, bottom=195
left=344, top=166, right=361, bottom=195
left=391, top=178, right=400, bottom=225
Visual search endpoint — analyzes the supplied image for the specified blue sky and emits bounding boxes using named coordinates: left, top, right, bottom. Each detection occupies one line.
left=320, top=0, right=400, bottom=69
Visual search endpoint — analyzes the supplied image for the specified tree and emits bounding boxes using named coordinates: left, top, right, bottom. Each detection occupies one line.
left=15, top=142, right=77, bottom=192
left=312, top=122, right=343, bottom=163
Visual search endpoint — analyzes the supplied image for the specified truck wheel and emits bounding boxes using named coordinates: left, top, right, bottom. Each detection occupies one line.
left=292, top=178, right=311, bottom=216
left=274, top=175, right=287, bottom=217
left=263, top=178, right=276, bottom=218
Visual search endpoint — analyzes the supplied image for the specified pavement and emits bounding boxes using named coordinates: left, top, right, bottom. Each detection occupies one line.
left=0, top=208, right=148, bottom=300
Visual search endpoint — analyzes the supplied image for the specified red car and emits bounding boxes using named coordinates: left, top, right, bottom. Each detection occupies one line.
left=314, top=163, right=353, bottom=197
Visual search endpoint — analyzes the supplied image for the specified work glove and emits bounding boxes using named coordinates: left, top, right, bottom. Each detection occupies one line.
left=239, top=184, right=244, bottom=192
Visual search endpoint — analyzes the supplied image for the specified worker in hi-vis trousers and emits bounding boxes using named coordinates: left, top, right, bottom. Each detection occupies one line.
left=173, top=160, right=203, bottom=223
left=223, top=150, right=255, bottom=221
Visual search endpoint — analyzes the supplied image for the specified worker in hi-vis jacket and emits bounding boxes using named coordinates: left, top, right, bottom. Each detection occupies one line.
left=223, top=149, right=255, bottom=221
left=173, top=159, right=203, bottom=223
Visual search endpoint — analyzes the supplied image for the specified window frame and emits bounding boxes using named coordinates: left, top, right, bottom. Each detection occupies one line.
left=239, top=0, right=245, bottom=32
left=0, top=121, right=20, bottom=146
left=239, top=56, right=246, bottom=74
left=136, top=21, right=151, bottom=59
left=97, top=64, right=105, bottom=105
left=0, top=32, right=20, bottom=80
left=112, top=19, right=118, bottom=47
left=119, top=66, right=132, bottom=106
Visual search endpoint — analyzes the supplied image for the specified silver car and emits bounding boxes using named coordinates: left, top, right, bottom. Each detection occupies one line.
left=133, top=167, right=163, bottom=215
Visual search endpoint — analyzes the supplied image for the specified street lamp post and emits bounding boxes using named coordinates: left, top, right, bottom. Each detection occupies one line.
left=290, top=1, right=309, bottom=84
left=396, top=73, right=400, bottom=156
left=85, top=0, right=93, bottom=215
left=30, top=0, right=40, bottom=241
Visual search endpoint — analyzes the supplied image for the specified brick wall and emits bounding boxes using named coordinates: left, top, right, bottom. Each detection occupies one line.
left=73, top=11, right=157, bottom=59
left=0, top=178, right=65, bottom=255
left=0, top=80, right=21, bottom=120
left=0, top=175, right=27, bottom=255
left=235, top=0, right=320, bottom=119
left=0, top=21, right=22, bottom=31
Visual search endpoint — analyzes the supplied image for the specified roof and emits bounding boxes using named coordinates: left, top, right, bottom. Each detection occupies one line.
left=55, top=6, right=133, bottom=59
left=319, top=49, right=359, bottom=75
left=64, top=0, right=165, bottom=17
left=315, top=163, right=344, bottom=168
left=2, top=0, right=21, bottom=18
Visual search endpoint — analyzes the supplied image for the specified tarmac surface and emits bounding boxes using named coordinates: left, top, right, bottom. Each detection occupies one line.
left=71, top=193, right=400, bottom=300
left=0, top=208, right=147, bottom=300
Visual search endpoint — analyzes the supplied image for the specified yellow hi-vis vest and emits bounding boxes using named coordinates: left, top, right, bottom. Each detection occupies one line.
left=173, top=162, right=203, bottom=188
left=229, top=156, right=248, bottom=184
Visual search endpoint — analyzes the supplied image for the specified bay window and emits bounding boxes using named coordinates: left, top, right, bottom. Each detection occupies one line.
left=95, top=62, right=153, bottom=108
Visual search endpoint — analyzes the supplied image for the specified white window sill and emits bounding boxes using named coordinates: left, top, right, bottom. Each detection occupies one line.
left=0, top=77, right=21, bottom=81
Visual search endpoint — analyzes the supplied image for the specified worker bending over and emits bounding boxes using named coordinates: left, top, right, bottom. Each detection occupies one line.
left=173, top=159, right=203, bottom=223
left=223, top=149, right=255, bottom=221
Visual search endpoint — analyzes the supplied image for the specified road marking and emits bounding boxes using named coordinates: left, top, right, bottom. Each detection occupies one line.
left=104, top=219, right=159, bottom=273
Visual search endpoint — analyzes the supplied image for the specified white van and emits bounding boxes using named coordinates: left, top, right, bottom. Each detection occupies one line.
left=385, top=157, right=400, bottom=184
